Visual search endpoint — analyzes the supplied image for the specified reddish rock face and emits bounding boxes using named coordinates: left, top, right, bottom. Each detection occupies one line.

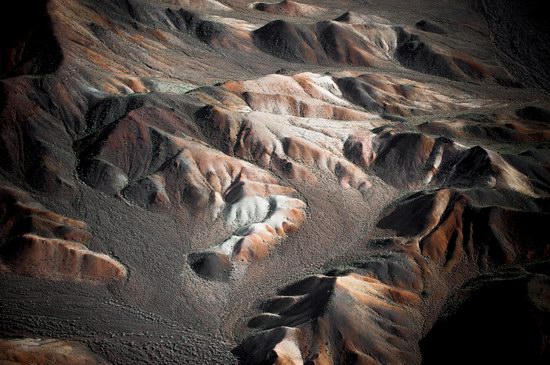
left=0, top=0, right=549, bottom=364
left=0, top=185, right=127, bottom=282
left=253, top=1, right=325, bottom=18
left=0, top=338, right=111, bottom=365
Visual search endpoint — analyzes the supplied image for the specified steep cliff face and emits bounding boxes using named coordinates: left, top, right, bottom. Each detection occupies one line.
left=0, top=0, right=548, bottom=364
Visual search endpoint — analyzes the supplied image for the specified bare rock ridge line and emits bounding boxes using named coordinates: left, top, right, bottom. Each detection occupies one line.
left=70, top=70, right=547, bottom=281
left=237, top=252, right=424, bottom=364
left=0, top=0, right=548, bottom=364
left=0, top=185, right=127, bottom=282
left=235, top=187, right=549, bottom=364
left=162, top=5, right=516, bottom=84
left=0, top=338, right=111, bottom=365
left=419, top=108, right=550, bottom=145
left=253, top=15, right=511, bottom=82
left=0, top=0, right=524, bottom=196
left=252, top=0, right=325, bottom=17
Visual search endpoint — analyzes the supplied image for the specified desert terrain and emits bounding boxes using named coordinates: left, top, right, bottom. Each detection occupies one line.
left=0, top=0, right=549, bottom=364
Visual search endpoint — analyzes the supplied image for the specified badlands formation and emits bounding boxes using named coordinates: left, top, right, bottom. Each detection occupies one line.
left=0, top=0, right=549, bottom=364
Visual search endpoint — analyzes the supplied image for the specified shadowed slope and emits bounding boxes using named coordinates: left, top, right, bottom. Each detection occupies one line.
left=0, top=0, right=548, bottom=364
left=481, top=0, right=550, bottom=91
left=251, top=14, right=514, bottom=83
left=236, top=186, right=549, bottom=364
left=419, top=107, right=550, bottom=144
left=236, top=253, right=424, bottom=364
left=421, top=264, right=550, bottom=364
left=378, top=188, right=549, bottom=270
left=0, top=0, right=63, bottom=78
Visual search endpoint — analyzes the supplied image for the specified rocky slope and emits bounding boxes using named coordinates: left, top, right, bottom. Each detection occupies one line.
left=0, top=338, right=112, bottom=365
left=0, top=0, right=548, bottom=364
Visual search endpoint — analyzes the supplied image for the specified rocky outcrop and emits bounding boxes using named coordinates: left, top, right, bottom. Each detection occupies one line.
left=236, top=187, right=549, bottom=364
left=0, top=185, right=127, bottom=282
left=0, top=337, right=111, bottom=365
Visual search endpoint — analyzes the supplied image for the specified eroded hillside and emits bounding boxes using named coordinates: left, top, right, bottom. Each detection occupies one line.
left=0, top=0, right=548, bottom=364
